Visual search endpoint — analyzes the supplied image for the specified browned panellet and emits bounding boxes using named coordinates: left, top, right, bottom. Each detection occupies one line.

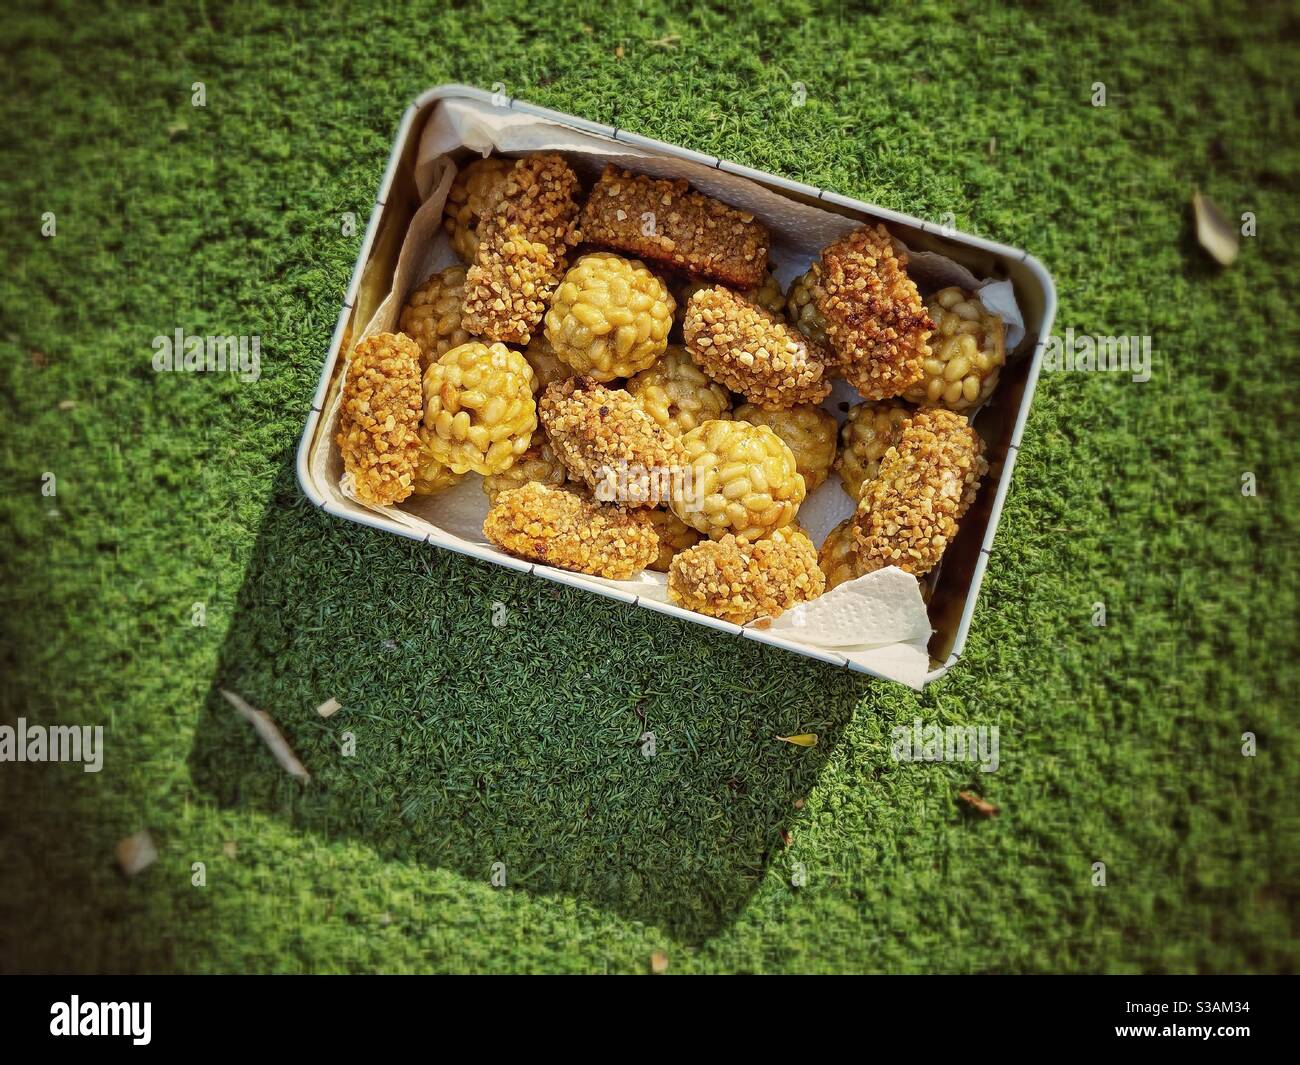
left=580, top=165, right=769, bottom=288
left=812, top=223, right=931, bottom=400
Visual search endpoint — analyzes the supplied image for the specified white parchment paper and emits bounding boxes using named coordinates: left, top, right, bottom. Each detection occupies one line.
left=306, top=97, right=1025, bottom=688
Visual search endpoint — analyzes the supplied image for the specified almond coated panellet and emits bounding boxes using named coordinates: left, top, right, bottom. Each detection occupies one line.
left=626, top=345, right=733, bottom=437
left=412, top=426, right=468, bottom=497
left=668, top=526, right=825, bottom=624
left=733, top=402, right=838, bottom=493
left=812, top=223, right=931, bottom=400
left=849, top=408, right=987, bottom=576
left=462, top=153, right=582, bottom=345
left=669, top=418, right=806, bottom=541
left=336, top=332, right=424, bottom=507
left=902, top=286, right=1006, bottom=411
left=481, top=433, right=570, bottom=501
left=398, top=266, right=472, bottom=369
left=483, top=482, right=660, bottom=580
left=683, top=285, right=831, bottom=411
left=539, top=377, right=686, bottom=507
left=835, top=399, right=914, bottom=501
left=462, top=221, right=563, bottom=346
left=676, top=268, right=785, bottom=322
left=543, top=252, right=675, bottom=380
left=580, top=165, right=770, bottom=288
left=645, top=507, right=702, bottom=572
left=422, top=341, right=537, bottom=475
left=443, top=157, right=514, bottom=263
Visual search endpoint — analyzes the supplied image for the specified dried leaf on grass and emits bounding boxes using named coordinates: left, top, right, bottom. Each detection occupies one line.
left=776, top=733, right=818, bottom=747
left=1192, top=188, right=1239, bottom=266
left=958, top=790, right=999, bottom=817
left=650, top=950, right=669, bottom=974
left=220, top=689, right=310, bottom=781
left=116, top=830, right=157, bottom=876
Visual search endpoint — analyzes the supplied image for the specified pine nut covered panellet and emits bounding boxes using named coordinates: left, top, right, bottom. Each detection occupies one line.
left=626, top=345, right=733, bottom=437
left=733, top=402, right=838, bottom=494
left=785, top=264, right=828, bottom=348
left=398, top=266, right=472, bottom=370
left=669, top=418, right=806, bottom=542
left=902, top=287, right=1006, bottom=411
left=543, top=252, right=675, bottom=381
left=412, top=427, right=467, bottom=497
left=481, top=432, right=570, bottom=502
left=336, top=332, right=424, bottom=507
left=645, top=507, right=702, bottom=572
left=421, top=341, right=537, bottom=475
left=442, top=156, right=514, bottom=264
left=818, top=517, right=867, bottom=591
left=835, top=399, right=914, bottom=501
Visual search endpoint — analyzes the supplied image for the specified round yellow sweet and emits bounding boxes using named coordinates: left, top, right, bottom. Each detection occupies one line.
left=902, top=287, right=1006, bottom=410
left=398, top=266, right=472, bottom=369
left=422, top=341, right=536, bottom=475
left=836, top=400, right=912, bottom=501
left=669, top=419, right=806, bottom=541
left=544, top=252, right=674, bottom=380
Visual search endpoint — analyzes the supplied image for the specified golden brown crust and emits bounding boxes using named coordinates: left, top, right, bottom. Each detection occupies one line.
left=849, top=408, right=987, bottom=576
left=733, top=402, right=838, bottom=493
left=668, top=526, right=825, bottom=624
left=398, top=266, right=472, bottom=369
left=421, top=341, right=537, bottom=475
left=483, top=483, right=660, bottom=580
left=669, top=418, right=806, bottom=541
left=336, top=332, right=423, bottom=506
left=682, top=285, right=831, bottom=410
left=543, top=252, right=674, bottom=380
left=462, top=154, right=582, bottom=345
left=812, top=224, right=931, bottom=400
left=626, top=345, right=732, bottom=436
left=580, top=166, right=769, bottom=288
left=539, top=377, right=686, bottom=506
left=443, top=157, right=514, bottom=263
left=835, top=399, right=914, bottom=501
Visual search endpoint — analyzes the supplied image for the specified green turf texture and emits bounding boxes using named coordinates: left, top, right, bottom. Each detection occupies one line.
left=2, top=0, right=1298, bottom=974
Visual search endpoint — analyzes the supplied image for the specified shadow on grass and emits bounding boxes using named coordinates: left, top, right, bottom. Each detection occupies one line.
left=188, top=452, right=871, bottom=943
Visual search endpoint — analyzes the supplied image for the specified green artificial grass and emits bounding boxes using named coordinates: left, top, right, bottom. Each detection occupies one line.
left=2, top=0, right=1298, bottom=973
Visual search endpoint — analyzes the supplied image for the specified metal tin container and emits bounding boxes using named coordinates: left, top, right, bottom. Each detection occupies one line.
left=297, top=84, right=1057, bottom=685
